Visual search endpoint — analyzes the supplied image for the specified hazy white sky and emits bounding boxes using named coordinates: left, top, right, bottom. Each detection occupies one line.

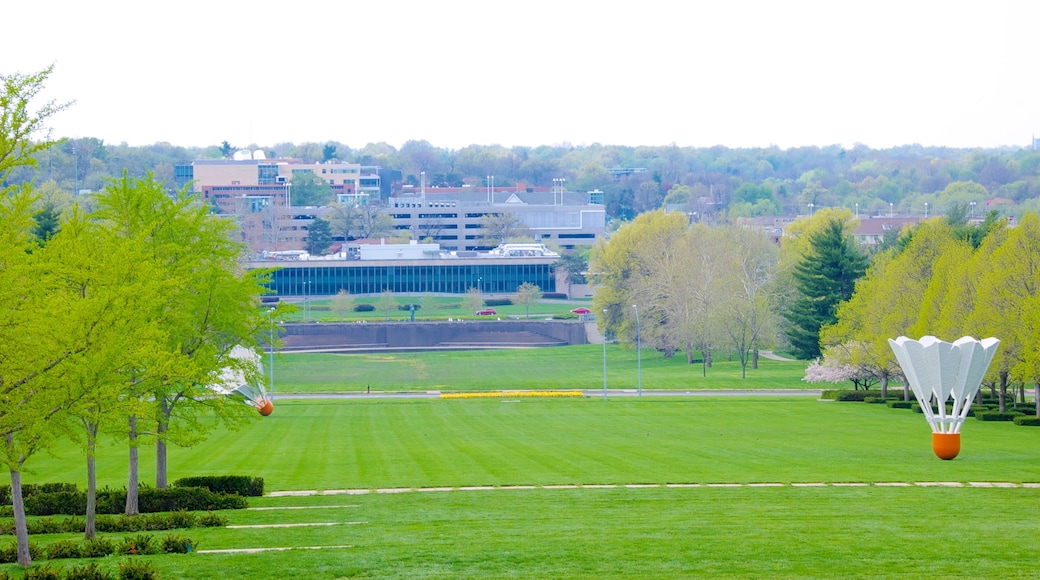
left=7, top=0, right=1039, bottom=151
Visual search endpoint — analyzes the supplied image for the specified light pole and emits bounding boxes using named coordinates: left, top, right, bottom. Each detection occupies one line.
left=632, top=304, right=641, bottom=396
left=924, top=202, right=929, bottom=219
left=602, top=309, right=608, bottom=401
left=889, top=202, right=894, bottom=218
left=855, top=202, right=859, bottom=219
left=970, top=201, right=977, bottom=219
left=808, top=203, right=814, bottom=216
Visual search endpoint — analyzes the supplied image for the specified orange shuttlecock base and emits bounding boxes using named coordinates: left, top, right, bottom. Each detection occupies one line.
left=257, top=399, right=274, bottom=416
left=931, top=432, right=960, bottom=460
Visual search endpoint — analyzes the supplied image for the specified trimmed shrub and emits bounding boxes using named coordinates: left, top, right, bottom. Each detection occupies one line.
left=835, top=390, right=875, bottom=402
left=886, top=400, right=914, bottom=409
left=863, top=396, right=888, bottom=404
left=23, top=567, right=61, bottom=580
left=976, top=411, right=1024, bottom=422
left=1013, top=416, right=1040, bottom=426
left=173, top=476, right=264, bottom=497
left=0, top=506, right=11, bottom=518
left=0, top=541, right=41, bottom=563
left=118, top=559, right=160, bottom=580
left=116, top=534, right=158, bottom=556
left=160, top=533, right=194, bottom=554
left=484, top=298, right=513, bottom=307
left=197, top=512, right=227, bottom=528
left=25, top=486, right=247, bottom=516
left=353, top=304, right=375, bottom=312
left=166, top=510, right=197, bottom=530
left=82, top=537, right=115, bottom=558
left=44, top=539, right=82, bottom=560
left=64, top=562, right=113, bottom=580
left=0, top=483, right=77, bottom=506
left=396, top=303, right=422, bottom=311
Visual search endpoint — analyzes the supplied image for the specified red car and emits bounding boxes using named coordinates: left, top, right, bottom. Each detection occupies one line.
left=476, top=308, right=497, bottom=316
left=570, top=307, right=592, bottom=315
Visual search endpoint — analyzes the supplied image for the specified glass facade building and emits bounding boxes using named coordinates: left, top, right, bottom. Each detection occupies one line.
left=252, top=260, right=557, bottom=297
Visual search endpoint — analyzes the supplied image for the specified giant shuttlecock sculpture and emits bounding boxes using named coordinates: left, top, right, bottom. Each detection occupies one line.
left=888, top=335, right=999, bottom=459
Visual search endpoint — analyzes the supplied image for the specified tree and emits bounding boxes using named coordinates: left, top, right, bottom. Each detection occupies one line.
left=557, top=251, right=588, bottom=296
left=724, top=224, right=779, bottom=376
left=290, top=171, right=333, bottom=206
left=515, top=282, right=541, bottom=318
left=322, top=143, right=338, bottom=162
left=332, top=289, right=354, bottom=321
left=0, top=64, right=76, bottom=567
left=481, top=211, right=530, bottom=245
left=92, top=172, right=269, bottom=515
left=219, top=141, right=234, bottom=159
left=306, top=217, right=332, bottom=255
left=785, top=217, right=867, bottom=359
left=463, top=287, right=484, bottom=315
left=377, top=289, right=397, bottom=321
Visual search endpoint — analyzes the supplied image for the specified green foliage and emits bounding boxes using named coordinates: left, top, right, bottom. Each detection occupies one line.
left=81, top=537, right=115, bottom=558
left=173, top=475, right=264, bottom=497
left=159, top=533, right=194, bottom=554
left=886, top=400, right=913, bottom=409
left=63, top=563, right=113, bottom=580
left=1012, top=416, right=1040, bottom=426
left=22, top=567, right=61, bottom=580
left=0, top=483, right=77, bottom=506
left=43, top=539, right=82, bottom=560
left=354, top=303, right=375, bottom=312
left=834, top=390, right=874, bottom=401
left=289, top=171, right=334, bottom=206
left=196, top=512, right=228, bottom=528
left=117, top=558, right=160, bottom=580
left=304, top=216, right=333, bottom=255
left=21, top=487, right=246, bottom=516
left=115, top=534, right=158, bottom=556
left=975, top=411, right=1024, bottom=422
left=786, top=217, right=868, bottom=359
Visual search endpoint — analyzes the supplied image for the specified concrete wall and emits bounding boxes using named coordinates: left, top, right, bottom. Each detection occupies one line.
left=280, top=320, right=589, bottom=351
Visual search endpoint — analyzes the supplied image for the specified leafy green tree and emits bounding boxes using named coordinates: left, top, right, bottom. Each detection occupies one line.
left=785, top=217, right=868, bottom=359
left=0, top=64, right=75, bottom=567
left=306, top=217, right=333, bottom=255
left=332, top=289, right=355, bottom=321
left=290, top=171, right=334, bottom=206
left=463, top=287, right=484, bottom=315
left=219, top=141, right=234, bottom=159
left=322, top=143, right=338, bottom=162
left=557, top=251, right=588, bottom=295
left=377, top=289, right=397, bottom=321
left=724, top=224, right=779, bottom=376
left=515, top=282, right=541, bottom=318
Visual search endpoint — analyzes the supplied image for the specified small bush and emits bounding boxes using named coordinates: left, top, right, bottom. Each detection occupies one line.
left=0, top=506, right=11, bottom=517
left=64, top=562, right=113, bottom=580
left=887, top=400, right=914, bottom=409
left=835, top=390, right=875, bottom=402
left=976, top=411, right=1024, bottom=422
left=117, top=559, right=160, bottom=580
left=24, top=491, right=86, bottom=516
left=173, top=476, right=263, bottom=497
left=82, top=536, right=115, bottom=558
left=160, top=534, right=193, bottom=554
left=115, top=534, right=159, bottom=556
left=166, top=510, right=196, bottom=530
left=197, top=512, right=227, bottom=528
left=1013, top=416, right=1040, bottom=426
left=540, top=292, right=567, bottom=299
left=23, top=566, right=61, bottom=580
left=0, top=542, right=16, bottom=564
left=863, top=396, right=888, bottom=404
left=484, top=298, right=513, bottom=307
left=44, top=539, right=82, bottom=560
left=0, top=483, right=78, bottom=506
left=27, top=518, right=62, bottom=535
left=353, top=304, right=375, bottom=312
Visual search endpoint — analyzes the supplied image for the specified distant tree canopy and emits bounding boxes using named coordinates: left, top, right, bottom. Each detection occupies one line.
left=8, top=137, right=1040, bottom=223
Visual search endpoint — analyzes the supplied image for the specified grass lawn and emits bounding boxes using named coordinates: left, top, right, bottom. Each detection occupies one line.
left=273, top=345, right=816, bottom=393
left=6, top=398, right=1040, bottom=578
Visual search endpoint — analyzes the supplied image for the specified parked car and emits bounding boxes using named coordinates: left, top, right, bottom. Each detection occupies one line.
left=570, top=307, right=592, bottom=314
left=475, top=308, right=497, bottom=316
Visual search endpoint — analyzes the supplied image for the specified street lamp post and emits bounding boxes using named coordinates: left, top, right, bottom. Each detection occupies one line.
left=808, top=203, right=814, bottom=216
left=602, top=309, right=609, bottom=401
left=889, top=202, right=894, bottom=218
left=970, top=201, right=977, bottom=219
left=924, top=202, right=929, bottom=219
left=632, top=304, right=641, bottom=396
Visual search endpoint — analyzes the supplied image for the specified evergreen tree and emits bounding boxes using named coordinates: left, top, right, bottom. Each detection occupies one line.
left=785, top=218, right=867, bottom=359
left=306, top=217, right=332, bottom=255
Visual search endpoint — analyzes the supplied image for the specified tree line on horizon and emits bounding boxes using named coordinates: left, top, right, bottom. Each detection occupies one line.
left=6, top=131, right=1040, bottom=225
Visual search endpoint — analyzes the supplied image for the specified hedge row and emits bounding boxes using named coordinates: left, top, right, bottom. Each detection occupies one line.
left=824, top=389, right=1040, bottom=427
left=0, top=532, right=193, bottom=564
left=0, top=483, right=77, bottom=507
left=0, top=510, right=227, bottom=536
left=173, top=475, right=263, bottom=497
left=23, top=486, right=246, bottom=517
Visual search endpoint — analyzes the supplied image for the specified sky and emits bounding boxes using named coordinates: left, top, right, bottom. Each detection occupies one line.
left=6, top=0, right=1040, bottom=151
